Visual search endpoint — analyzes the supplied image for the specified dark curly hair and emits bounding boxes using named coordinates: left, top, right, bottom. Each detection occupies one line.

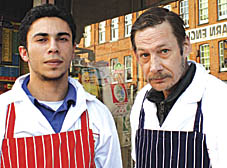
left=18, top=4, right=76, bottom=48
left=131, top=7, right=186, bottom=55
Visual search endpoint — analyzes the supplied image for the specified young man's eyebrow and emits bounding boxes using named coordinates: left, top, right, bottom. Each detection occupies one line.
left=57, top=32, right=71, bottom=37
left=32, top=32, right=48, bottom=38
left=32, top=32, right=71, bottom=38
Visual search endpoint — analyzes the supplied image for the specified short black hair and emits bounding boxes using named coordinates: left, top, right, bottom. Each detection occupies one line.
left=18, top=4, right=76, bottom=47
left=131, top=7, right=186, bottom=55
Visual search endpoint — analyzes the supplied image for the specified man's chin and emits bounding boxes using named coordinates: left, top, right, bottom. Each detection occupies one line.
left=40, top=73, right=66, bottom=81
left=149, top=83, right=166, bottom=91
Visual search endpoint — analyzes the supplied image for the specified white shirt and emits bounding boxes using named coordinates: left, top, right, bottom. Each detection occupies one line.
left=0, top=74, right=123, bottom=168
left=130, top=62, right=227, bottom=168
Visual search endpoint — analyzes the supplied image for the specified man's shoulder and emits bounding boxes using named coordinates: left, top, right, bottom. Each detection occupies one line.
left=0, top=89, right=15, bottom=105
left=193, top=62, right=227, bottom=100
left=206, top=74, right=227, bottom=93
left=0, top=90, right=16, bottom=100
left=194, top=62, right=227, bottom=90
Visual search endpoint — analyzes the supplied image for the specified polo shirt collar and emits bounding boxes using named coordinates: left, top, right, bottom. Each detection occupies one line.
left=22, top=75, right=76, bottom=109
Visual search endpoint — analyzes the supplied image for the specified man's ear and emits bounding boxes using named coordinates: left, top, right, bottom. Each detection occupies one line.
left=18, top=46, right=29, bottom=62
left=72, top=43, right=76, bottom=59
left=183, top=36, right=192, bottom=58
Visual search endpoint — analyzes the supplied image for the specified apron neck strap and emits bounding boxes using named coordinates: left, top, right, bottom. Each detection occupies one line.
left=4, top=103, right=16, bottom=139
left=138, top=91, right=148, bottom=129
left=193, top=100, right=203, bottom=133
left=80, top=109, right=90, bottom=131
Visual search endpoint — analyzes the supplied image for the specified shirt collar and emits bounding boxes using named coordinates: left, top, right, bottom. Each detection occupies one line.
left=22, top=75, right=76, bottom=107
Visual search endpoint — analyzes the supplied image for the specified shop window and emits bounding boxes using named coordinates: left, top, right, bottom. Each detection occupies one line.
left=199, top=0, right=208, bottom=24
left=111, top=17, right=119, bottom=41
left=84, top=25, right=91, bottom=47
left=110, top=58, right=119, bottom=83
left=200, top=44, right=210, bottom=71
left=219, top=40, right=227, bottom=71
left=125, top=14, right=132, bottom=37
left=179, top=0, right=189, bottom=27
left=124, top=56, right=132, bottom=82
left=218, top=0, right=227, bottom=20
left=99, top=21, right=106, bottom=44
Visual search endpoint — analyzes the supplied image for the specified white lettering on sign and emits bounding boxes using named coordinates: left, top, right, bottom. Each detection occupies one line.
left=186, top=22, right=227, bottom=44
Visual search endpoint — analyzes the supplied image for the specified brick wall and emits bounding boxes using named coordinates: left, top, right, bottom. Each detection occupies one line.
left=78, top=0, right=227, bottom=87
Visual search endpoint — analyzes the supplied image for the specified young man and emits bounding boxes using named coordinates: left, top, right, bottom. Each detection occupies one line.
left=0, top=4, right=122, bottom=167
left=130, top=7, right=227, bottom=167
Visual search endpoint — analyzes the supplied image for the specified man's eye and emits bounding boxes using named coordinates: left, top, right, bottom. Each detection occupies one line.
left=59, top=37, right=69, bottom=41
left=141, top=53, right=149, bottom=58
left=37, top=38, right=47, bottom=42
left=161, top=49, right=169, bottom=54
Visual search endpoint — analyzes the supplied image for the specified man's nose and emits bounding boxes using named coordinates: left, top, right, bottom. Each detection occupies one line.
left=149, top=55, right=163, bottom=73
left=48, top=39, right=59, bottom=54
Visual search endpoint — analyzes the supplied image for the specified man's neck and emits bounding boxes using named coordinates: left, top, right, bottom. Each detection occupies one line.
left=27, top=76, right=69, bottom=102
left=163, top=62, right=189, bottom=99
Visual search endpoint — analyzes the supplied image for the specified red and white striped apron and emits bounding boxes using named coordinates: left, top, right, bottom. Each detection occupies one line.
left=1, top=103, right=96, bottom=168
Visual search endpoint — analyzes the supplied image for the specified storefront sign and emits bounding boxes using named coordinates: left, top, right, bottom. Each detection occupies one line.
left=186, top=22, right=227, bottom=44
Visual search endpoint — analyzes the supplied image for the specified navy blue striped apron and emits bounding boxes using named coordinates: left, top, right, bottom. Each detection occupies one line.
left=135, top=94, right=211, bottom=168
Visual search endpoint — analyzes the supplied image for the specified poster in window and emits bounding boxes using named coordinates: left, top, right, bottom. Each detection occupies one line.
left=111, top=83, right=128, bottom=103
left=81, top=67, right=102, bottom=100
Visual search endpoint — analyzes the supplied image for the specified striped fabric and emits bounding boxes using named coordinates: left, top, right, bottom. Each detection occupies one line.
left=135, top=96, right=211, bottom=168
left=1, top=103, right=95, bottom=168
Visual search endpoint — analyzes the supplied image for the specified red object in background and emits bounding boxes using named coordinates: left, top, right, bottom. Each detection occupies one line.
left=110, top=83, right=128, bottom=103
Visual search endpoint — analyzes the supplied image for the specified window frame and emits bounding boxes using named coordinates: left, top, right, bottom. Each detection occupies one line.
left=99, top=21, right=106, bottom=44
left=84, top=25, right=91, bottom=47
left=218, top=40, right=227, bottom=71
left=200, top=43, right=210, bottom=72
left=124, top=55, right=133, bottom=82
left=111, top=17, right=119, bottom=41
left=179, top=0, right=189, bottom=27
left=198, top=0, right=209, bottom=24
left=124, top=14, right=132, bottom=37
left=218, top=0, right=227, bottom=20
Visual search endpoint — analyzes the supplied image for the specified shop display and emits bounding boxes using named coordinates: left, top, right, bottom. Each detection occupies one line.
left=0, top=18, right=21, bottom=94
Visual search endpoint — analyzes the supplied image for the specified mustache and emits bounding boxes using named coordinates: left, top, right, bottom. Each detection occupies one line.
left=148, top=73, right=172, bottom=81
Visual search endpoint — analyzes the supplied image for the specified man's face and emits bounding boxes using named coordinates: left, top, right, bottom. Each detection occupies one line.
left=19, top=17, right=75, bottom=81
left=134, top=21, right=191, bottom=97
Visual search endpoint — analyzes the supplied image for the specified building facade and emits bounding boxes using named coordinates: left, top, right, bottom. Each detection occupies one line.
left=78, top=0, right=227, bottom=87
